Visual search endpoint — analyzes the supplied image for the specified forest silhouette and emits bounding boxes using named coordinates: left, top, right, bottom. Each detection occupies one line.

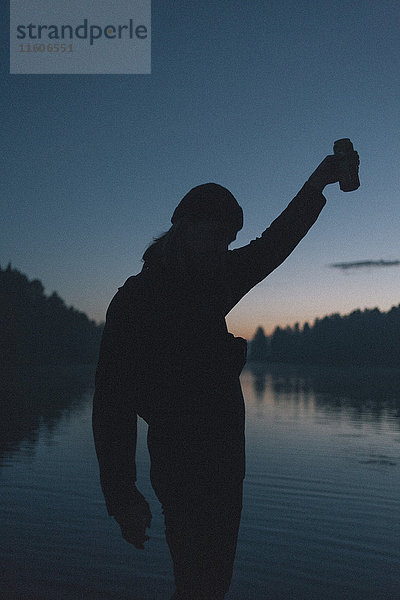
left=248, top=306, right=400, bottom=368
left=1, top=264, right=399, bottom=370
left=0, top=264, right=103, bottom=372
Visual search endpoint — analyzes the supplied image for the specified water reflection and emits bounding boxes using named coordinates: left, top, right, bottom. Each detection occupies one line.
left=2, top=362, right=399, bottom=468
left=0, top=365, right=95, bottom=466
left=1, top=363, right=399, bottom=599
left=246, top=362, right=400, bottom=427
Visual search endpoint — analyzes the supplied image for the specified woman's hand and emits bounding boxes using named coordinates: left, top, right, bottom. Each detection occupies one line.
left=114, top=492, right=152, bottom=549
left=307, top=152, right=359, bottom=192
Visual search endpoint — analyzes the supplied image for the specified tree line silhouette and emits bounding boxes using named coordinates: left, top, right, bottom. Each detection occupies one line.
left=0, top=264, right=103, bottom=370
left=2, top=264, right=399, bottom=370
left=248, top=305, right=400, bottom=368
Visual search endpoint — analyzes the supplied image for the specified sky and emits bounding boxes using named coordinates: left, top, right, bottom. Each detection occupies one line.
left=2, top=0, right=400, bottom=339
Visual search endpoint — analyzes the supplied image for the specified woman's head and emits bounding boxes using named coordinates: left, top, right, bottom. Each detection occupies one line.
left=143, top=183, right=243, bottom=275
left=171, top=183, right=243, bottom=244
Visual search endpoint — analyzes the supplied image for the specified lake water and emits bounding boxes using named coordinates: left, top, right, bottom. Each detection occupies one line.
left=1, top=363, right=400, bottom=600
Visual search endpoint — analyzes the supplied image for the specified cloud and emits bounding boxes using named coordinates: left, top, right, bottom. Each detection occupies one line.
left=329, top=259, right=400, bottom=271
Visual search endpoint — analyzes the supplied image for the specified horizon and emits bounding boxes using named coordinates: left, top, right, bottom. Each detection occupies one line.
left=2, top=262, right=399, bottom=341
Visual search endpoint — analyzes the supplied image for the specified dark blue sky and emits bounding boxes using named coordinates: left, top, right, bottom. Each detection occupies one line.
left=2, top=1, right=399, bottom=337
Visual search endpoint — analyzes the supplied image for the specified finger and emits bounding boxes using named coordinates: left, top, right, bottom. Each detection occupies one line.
left=132, top=535, right=149, bottom=550
left=133, top=534, right=149, bottom=549
left=121, top=524, right=150, bottom=547
left=132, top=539, right=145, bottom=550
left=122, top=531, right=147, bottom=549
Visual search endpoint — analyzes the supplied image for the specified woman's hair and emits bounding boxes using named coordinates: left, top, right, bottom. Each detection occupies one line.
left=142, top=220, right=188, bottom=266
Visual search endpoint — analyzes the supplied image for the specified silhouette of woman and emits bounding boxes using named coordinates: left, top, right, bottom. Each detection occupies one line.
left=92, top=153, right=357, bottom=599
